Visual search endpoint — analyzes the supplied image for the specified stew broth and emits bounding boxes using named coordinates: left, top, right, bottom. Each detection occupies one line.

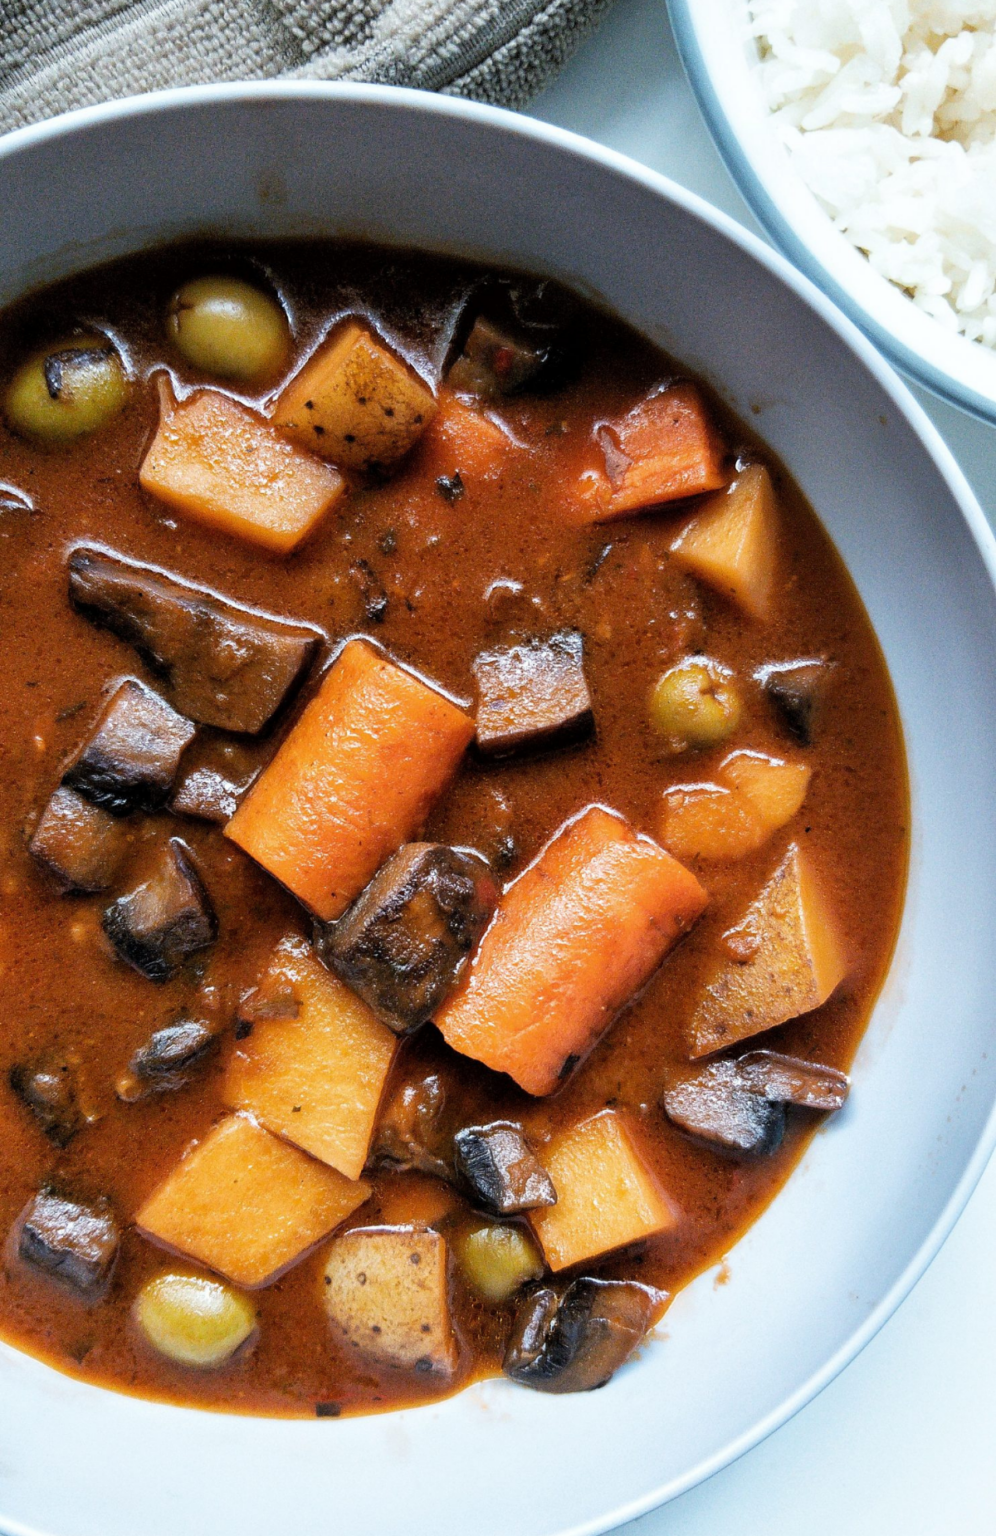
left=0, top=240, right=907, bottom=1416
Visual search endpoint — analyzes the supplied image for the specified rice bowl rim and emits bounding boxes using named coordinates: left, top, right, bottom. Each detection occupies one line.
left=669, top=0, right=996, bottom=426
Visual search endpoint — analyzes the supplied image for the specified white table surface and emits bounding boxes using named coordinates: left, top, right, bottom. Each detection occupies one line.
left=533, top=3, right=996, bottom=1533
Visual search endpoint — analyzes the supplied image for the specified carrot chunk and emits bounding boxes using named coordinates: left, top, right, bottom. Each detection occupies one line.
left=226, top=639, right=474, bottom=921
left=139, top=385, right=344, bottom=554
left=575, top=384, right=727, bottom=523
left=417, top=388, right=517, bottom=485
left=529, top=1110, right=677, bottom=1270
left=436, top=806, right=708, bottom=1096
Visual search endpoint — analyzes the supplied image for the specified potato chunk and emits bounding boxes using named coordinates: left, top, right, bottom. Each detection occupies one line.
left=659, top=750, right=811, bottom=862
left=688, top=843, right=847, bottom=1057
left=136, top=1113, right=369, bottom=1288
left=529, top=1111, right=677, bottom=1271
left=139, top=386, right=344, bottom=554
left=224, top=939, right=396, bottom=1180
left=669, top=463, right=778, bottom=621
left=322, top=1226, right=457, bottom=1377
left=272, top=321, right=437, bottom=472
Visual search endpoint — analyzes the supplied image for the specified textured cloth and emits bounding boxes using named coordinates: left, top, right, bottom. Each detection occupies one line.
left=0, top=0, right=614, bottom=135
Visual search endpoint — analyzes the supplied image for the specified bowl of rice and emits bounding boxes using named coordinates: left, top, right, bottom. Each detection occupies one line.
left=668, top=0, right=996, bottom=423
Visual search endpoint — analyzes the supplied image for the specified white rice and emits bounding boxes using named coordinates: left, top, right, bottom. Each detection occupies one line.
left=748, top=0, right=996, bottom=346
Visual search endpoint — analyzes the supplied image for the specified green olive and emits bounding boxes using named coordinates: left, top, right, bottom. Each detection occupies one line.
left=453, top=1222, right=544, bottom=1303
left=649, top=658, right=743, bottom=752
left=4, top=337, right=128, bottom=445
left=167, top=276, right=290, bottom=383
left=134, top=1272, right=257, bottom=1368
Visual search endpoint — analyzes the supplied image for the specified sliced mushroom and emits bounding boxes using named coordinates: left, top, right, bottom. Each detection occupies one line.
left=369, top=1073, right=451, bottom=1180
left=447, top=280, right=580, bottom=398
left=28, top=784, right=129, bottom=892
left=118, top=1018, right=218, bottom=1100
left=453, top=1123, right=556, bottom=1215
left=68, top=545, right=321, bottom=734
left=662, top=1059, right=786, bottom=1158
left=10, top=1057, right=84, bottom=1147
left=62, top=679, right=196, bottom=817
left=169, top=734, right=271, bottom=825
left=756, top=658, right=831, bottom=746
left=503, top=1277, right=655, bottom=1394
left=447, top=315, right=550, bottom=398
left=103, top=838, right=216, bottom=983
left=736, top=1049, right=850, bottom=1111
left=472, top=631, right=593, bottom=757
left=317, top=844, right=498, bottom=1033
left=18, top=1189, right=119, bottom=1298
left=233, top=979, right=301, bottom=1040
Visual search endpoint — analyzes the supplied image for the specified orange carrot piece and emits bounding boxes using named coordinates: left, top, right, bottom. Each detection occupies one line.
left=576, top=384, right=727, bottom=523
left=226, top=639, right=474, bottom=921
left=436, top=805, right=708, bottom=1095
left=139, top=385, right=345, bottom=554
left=417, top=388, right=517, bottom=484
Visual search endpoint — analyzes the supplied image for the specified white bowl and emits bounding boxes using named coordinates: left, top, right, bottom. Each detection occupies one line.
left=2, top=82, right=996, bottom=1536
left=668, top=0, right=996, bottom=426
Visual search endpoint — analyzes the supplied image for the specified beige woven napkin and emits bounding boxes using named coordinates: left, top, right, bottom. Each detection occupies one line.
left=0, top=0, right=613, bottom=135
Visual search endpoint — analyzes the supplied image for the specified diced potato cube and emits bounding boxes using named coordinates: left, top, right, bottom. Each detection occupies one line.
left=576, top=384, right=727, bottom=522
left=660, top=750, right=811, bottom=862
left=224, top=939, right=396, bottom=1180
left=669, top=463, right=778, bottom=621
left=272, top=321, right=437, bottom=471
left=688, top=842, right=847, bottom=1057
left=529, top=1111, right=677, bottom=1271
left=136, top=1113, right=369, bottom=1288
left=659, top=783, right=763, bottom=863
left=322, top=1226, right=457, bottom=1377
left=139, top=385, right=344, bottom=554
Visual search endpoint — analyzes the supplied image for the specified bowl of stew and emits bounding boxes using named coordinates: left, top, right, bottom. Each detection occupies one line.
left=0, top=82, right=995, bottom=1536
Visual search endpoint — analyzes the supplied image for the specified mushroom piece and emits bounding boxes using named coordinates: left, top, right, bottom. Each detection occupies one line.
left=370, top=1072, right=452, bottom=1180
left=18, top=1189, right=120, bottom=1298
left=503, top=1277, right=656, bottom=1394
left=756, top=658, right=831, bottom=746
left=68, top=545, right=321, bottom=734
left=28, top=784, right=129, bottom=892
left=169, top=734, right=272, bottom=825
left=447, top=279, right=581, bottom=398
left=447, top=315, right=551, bottom=398
left=662, top=1060, right=786, bottom=1158
left=10, top=1057, right=85, bottom=1147
left=736, top=1049, right=850, bottom=1112
left=118, top=1018, right=218, bottom=1100
left=62, top=679, right=196, bottom=817
left=103, top=838, right=216, bottom=983
left=317, top=844, right=498, bottom=1033
left=472, top=631, right=593, bottom=757
left=453, top=1123, right=556, bottom=1216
